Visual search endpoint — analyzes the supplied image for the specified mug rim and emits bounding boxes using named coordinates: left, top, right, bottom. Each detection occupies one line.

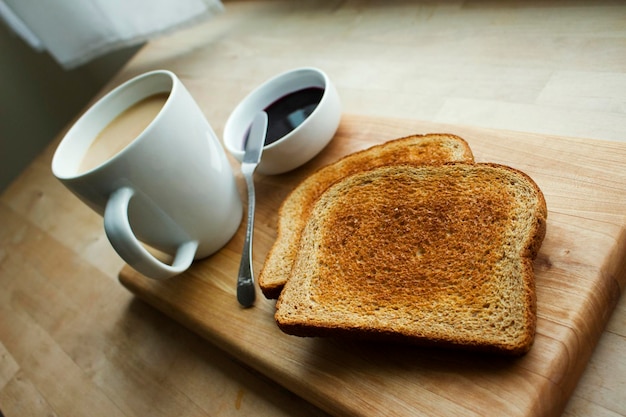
left=51, top=69, right=176, bottom=180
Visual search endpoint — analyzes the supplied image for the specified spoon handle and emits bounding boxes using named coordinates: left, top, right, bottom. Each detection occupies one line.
left=236, top=112, right=267, bottom=307
left=237, top=164, right=257, bottom=307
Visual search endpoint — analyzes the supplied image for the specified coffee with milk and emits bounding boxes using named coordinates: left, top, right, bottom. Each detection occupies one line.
left=78, top=92, right=169, bottom=173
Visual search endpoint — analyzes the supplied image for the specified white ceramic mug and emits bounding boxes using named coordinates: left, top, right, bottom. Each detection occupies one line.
left=224, top=67, right=341, bottom=175
left=52, top=70, right=242, bottom=280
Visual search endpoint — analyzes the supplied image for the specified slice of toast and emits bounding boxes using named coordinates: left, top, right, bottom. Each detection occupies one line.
left=259, top=134, right=474, bottom=299
left=275, top=163, right=547, bottom=355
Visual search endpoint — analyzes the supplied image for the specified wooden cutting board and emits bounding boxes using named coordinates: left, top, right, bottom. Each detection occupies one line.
left=119, top=114, right=626, bottom=417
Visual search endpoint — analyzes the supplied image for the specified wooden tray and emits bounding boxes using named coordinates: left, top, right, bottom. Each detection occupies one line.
left=119, top=114, right=626, bottom=417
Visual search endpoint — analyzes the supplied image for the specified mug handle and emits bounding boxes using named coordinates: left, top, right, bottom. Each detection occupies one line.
left=104, top=187, right=199, bottom=280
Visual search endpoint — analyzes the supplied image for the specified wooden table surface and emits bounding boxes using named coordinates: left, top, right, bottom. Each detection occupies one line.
left=1, top=1, right=625, bottom=416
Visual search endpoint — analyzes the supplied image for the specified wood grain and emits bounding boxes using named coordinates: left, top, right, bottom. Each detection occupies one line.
left=120, top=114, right=626, bottom=417
left=0, top=144, right=327, bottom=417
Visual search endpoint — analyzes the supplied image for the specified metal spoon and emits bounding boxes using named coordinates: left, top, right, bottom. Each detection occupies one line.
left=237, top=111, right=268, bottom=307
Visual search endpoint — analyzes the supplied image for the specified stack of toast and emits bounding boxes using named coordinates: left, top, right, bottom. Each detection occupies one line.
left=259, top=134, right=547, bottom=355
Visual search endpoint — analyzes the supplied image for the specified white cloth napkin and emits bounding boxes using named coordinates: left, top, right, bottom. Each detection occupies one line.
left=0, top=0, right=223, bottom=69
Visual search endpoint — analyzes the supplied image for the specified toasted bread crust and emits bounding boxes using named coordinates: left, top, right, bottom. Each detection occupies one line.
left=275, top=163, right=547, bottom=355
left=259, top=134, right=474, bottom=299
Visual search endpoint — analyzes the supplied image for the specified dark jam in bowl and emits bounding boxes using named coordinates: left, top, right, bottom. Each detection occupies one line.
left=245, top=87, right=325, bottom=147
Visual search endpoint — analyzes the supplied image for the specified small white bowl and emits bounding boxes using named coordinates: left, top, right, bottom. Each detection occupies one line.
left=224, top=67, right=341, bottom=175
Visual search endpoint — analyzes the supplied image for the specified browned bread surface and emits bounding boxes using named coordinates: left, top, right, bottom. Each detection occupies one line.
left=274, top=163, right=547, bottom=355
left=259, top=134, right=474, bottom=299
